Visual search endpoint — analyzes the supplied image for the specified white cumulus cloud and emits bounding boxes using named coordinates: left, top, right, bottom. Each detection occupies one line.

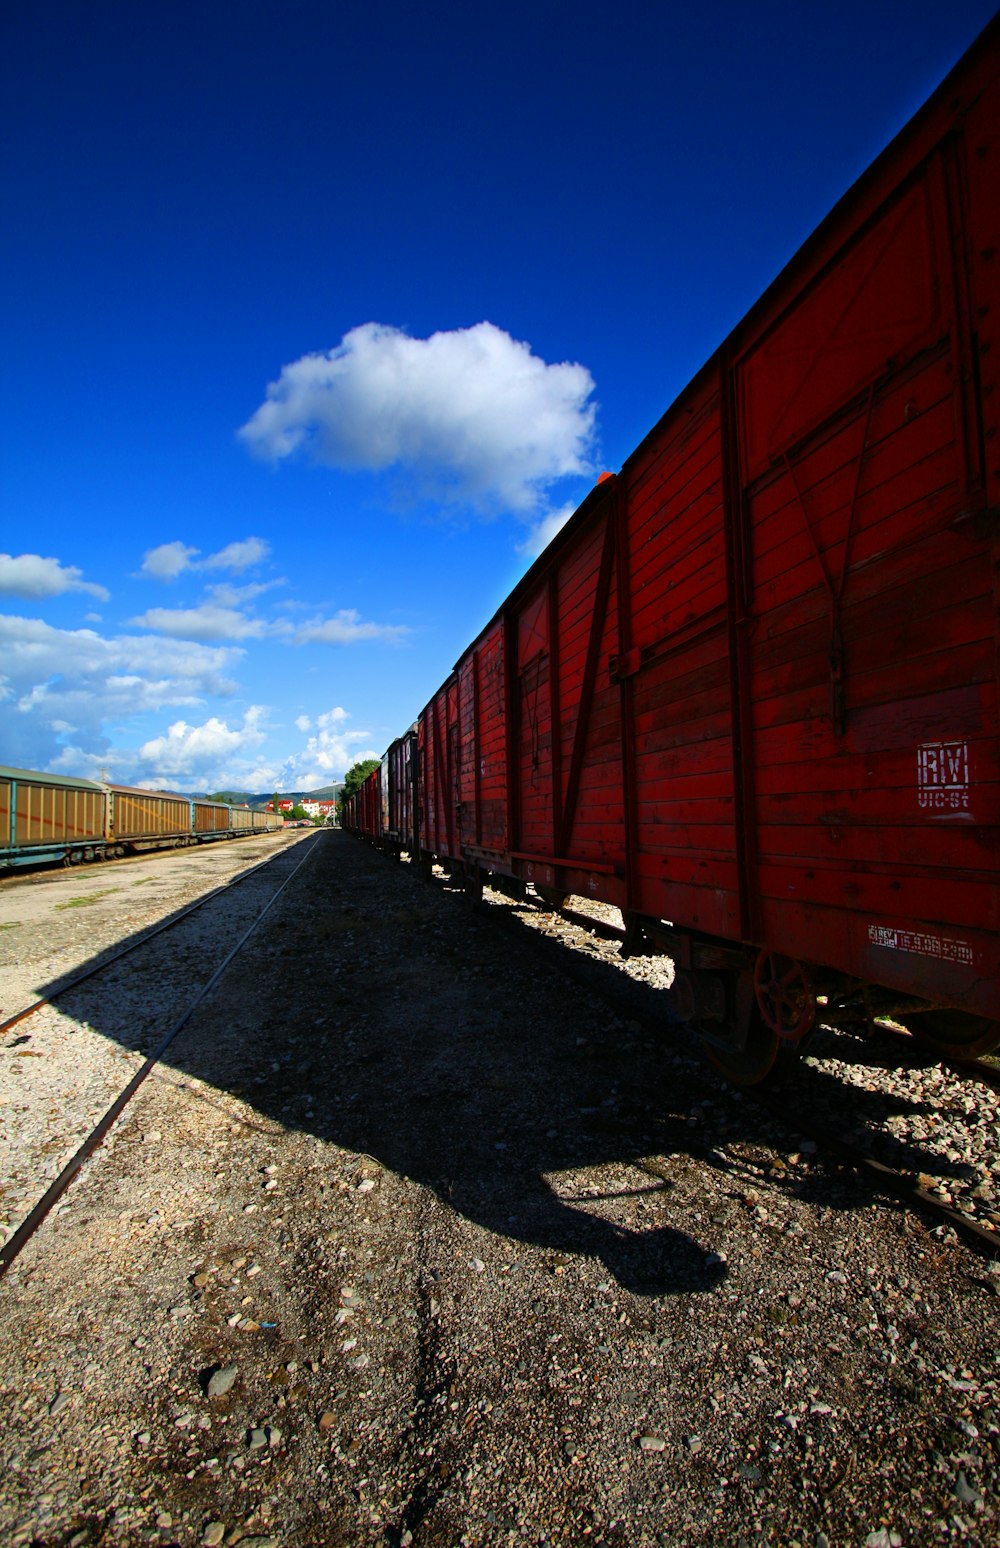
left=517, top=501, right=578, bottom=558
left=140, top=541, right=200, bottom=581
left=239, top=321, right=598, bottom=521
left=223, top=708, right=378, bottom=794
left=280, top=706, right=379, bottom=787
left=295, top=609, right=409, bottom=646
left=0, top=614, right=242, bottom=771
left=202, top=537, right=270, bottom=573
left=140, top=537, right=271, bottom=583
left=138, top=707, right=268, bottom=780
left=0, top=552, right=109, bottom=602
left=130, top=604, right=285, bottom=642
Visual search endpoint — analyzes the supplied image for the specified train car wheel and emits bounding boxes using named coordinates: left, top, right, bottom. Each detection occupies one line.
left=900, top=1010, right=1000, bottom=1060
left=704, top=1015, right=798, bottom=1087
left=703, top=970, right=799, bottom=1086
left=753, top=950, right=816, bottom=1043
left=535, top=885, right=566, bottom=910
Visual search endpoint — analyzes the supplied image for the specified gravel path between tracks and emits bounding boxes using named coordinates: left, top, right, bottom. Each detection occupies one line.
left=0, top=832, right=309, bottom=1026
left=0, top=831, right=998, bottom=1548
left=0, top=833, right=311, bottom=1253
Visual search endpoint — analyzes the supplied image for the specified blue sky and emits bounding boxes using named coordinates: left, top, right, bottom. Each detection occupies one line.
left=2, top=1, right=996, bottom=793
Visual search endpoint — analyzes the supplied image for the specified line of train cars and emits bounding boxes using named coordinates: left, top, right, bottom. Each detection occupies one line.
left=344, top=19, right=1000, bottom=1082
left=0, top=764, right=283, bottom=871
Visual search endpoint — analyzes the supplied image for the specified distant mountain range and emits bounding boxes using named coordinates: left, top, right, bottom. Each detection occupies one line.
left=200, top=783, right=343, bottom=807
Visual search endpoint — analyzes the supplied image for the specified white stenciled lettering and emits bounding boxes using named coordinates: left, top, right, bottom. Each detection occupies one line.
left=868, top=923, right=974, bottom=967
left=917, top=740, right=970, bottom=813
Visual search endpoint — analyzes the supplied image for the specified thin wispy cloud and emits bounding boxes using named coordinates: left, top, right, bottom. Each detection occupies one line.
left=132, top=541, right=285, bottom=642
left=208, top=580, right=285, bottom=606
left=0, top=552, right=109, bottom=602
left=132, top=599, right=397, bottom=647
left=201, top=537, right=270, bottom=573
left=140, top=536, right=272, bottom=583
left=239, top=322, right=598, bottom=523
left=130, top=604, right=287, bottom=642
left=295, top=609, right=409, bottom=646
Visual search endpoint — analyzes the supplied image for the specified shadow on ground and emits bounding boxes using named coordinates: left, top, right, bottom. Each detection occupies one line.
left=29, top=832, right=966, bottom=1296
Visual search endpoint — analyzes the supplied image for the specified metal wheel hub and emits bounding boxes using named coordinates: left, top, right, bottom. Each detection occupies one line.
left=753, top=950, right=816, bottom=1043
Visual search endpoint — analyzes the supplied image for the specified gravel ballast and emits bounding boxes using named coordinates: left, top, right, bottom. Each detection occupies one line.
left=0, top=831, right=997, bottom=1547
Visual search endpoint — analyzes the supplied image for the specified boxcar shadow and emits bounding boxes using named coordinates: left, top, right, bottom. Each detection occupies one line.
left=19, top=832, right=973, bottom=1295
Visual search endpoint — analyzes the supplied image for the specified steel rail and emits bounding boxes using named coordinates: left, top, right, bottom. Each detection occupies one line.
left=743, top=1086, right=1000, bottom=1259
left=871, top=1024, right=1000, bottom=1096
left=463, top=870, right=1000, bottom=1258
left=533, top=898, right=1000, bottom=1093
left=0, top=832, right=310, bottom=1039
left=0, top=833, right=322, bottom=1282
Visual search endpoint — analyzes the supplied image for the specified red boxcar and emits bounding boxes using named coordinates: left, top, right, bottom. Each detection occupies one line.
left=350, top=21, right=1000, bottom=1079
left=418, top=675, right=462, bottom=869
left=347, top=760, right=385, bottom=844
left=385, top=727, right=419, bottom=858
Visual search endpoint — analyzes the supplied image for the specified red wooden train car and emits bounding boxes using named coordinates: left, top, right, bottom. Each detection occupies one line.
left=347, top=21, right=1000, bottom=1079
left=418, top=675, right=460, bottom=868
left=346, top=760, right=386, bottom=843
left=385, top=727, right=419, bottom=859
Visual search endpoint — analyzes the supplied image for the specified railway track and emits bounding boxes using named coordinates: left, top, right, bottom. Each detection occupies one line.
left=425, top=867, right=1000, bottom=1261
left=0, top=833, right=322, bottom=1280
left=559, top=902, right=1000, bottom=1097
left=0, top=836, right=309, bottom=1039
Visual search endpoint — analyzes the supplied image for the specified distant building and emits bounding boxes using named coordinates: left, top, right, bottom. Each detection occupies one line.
left=264, top=796, right=338, bottom=818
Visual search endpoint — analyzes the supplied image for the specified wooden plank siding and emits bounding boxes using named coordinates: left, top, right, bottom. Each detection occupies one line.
left=455, top=620, right=507, bottom=857
left=506, top=488, right=626, bottom=898
left=419, top=678, right=461, bottom=861
left=732, top=116, right=999, bottom=1017
left=386, top=733, right=418, bottom=850
left=620, top=383, right=741, bottom=938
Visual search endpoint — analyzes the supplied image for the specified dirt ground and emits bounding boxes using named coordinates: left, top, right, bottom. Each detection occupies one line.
left=0, top=832, right=997, bottom=1547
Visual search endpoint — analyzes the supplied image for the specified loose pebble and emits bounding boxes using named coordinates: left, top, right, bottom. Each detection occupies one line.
left=206, top=1364, right=238, bottom=1399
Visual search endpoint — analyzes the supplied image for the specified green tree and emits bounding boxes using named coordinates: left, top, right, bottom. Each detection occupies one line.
left=337, top=758, right=380, bottom=824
